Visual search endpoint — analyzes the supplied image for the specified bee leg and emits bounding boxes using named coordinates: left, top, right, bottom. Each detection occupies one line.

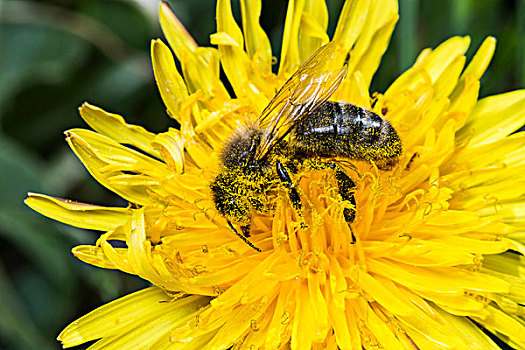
left=309, top=161, right=357, bottom=243
left=333, top=165, right=357, bottom=242
left=276, top=160, right=304, bottom=221
left=226, top=220, right=262, bottom=252
left=241, top=224, right=251, bottom=238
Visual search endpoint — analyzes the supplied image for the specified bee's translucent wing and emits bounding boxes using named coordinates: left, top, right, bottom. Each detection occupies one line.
left=255, top=41, right=348, bottom=160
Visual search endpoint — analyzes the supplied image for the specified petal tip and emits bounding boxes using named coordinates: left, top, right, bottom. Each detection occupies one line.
left=79, top=101, right=91, bottom=110
left=486, top=36, right=497, bottom=45
left=159, top=1, right=171, bottom=12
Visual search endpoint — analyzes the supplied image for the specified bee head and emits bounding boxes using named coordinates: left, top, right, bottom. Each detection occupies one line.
left=220, top=127, right=263, bottom=170
left=210, top=172, right=251, bottom=225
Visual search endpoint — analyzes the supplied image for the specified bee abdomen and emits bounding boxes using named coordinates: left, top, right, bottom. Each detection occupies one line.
left=291, top=101, right=402, bottom=166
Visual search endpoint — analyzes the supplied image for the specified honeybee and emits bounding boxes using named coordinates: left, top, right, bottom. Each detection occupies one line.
left=210, top=42, right=402, bottom=251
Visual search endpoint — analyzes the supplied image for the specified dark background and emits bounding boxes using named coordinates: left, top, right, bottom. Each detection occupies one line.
left=0, top=0, right=523, bottom=349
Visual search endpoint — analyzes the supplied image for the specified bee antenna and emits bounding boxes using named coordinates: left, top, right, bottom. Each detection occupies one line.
left=226, top=220, right=262, bottom=252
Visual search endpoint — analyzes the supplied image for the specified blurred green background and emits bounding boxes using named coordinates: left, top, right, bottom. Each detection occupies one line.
left=0, top=0, right=523, bottom=349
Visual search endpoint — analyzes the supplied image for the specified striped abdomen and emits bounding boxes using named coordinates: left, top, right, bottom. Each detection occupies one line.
left=291, top=101, right=402, bottom=168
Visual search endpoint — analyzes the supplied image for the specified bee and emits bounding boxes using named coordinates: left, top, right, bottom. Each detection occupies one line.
left=210, top=42, right=402, bottom=252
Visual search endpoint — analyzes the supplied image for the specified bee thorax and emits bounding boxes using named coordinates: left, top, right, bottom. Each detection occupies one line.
left=220, top=128, right=264, bottom=169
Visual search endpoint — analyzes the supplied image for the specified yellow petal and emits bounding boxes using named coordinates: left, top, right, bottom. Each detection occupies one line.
left=460, top=36, right=497, bottom=82
left=459, top=90, right=525, bottom=147
left=154, top=331, right=215, bottom=350
left=66, top=130, right=154, bottom=205
left=168, top=306, right=223, bottom=345
left=346, top=0, right=398, bottom=86
left=279, top=0, right=304, bottom=77
left=483, top=253, right=525, bottom=280
left=127, top=209, right=162, bottom=283
left=354, top=302, right=405, bottom=349
left=67, top=129, right=167, bottom=174
left=210, top=254, right=278, bottom=310
left=307, top=272, right=329, bottom=340
left=298, top=0, right=329, bottom=62
left=382, top=283, right=469, bottom=348
left=434, top=307, right=502, bottom=349
left=358, top=271, right=411, bottom=316
left=478, top=198, right=525, bottom=225
left=351, top=15, right=398, bottom=88
left=417, top=290, right=487, bottom=316
left=71, top=245, right=119, bottom=270
left=158, top=2, right=197, bottom=54
left=207, top=295, right=276, bottom=349
left=210, top=31, right=240, bottom=47
left=436, top=236, right=512, bottom=256
left=402, top=321, right=462, bottom=349
left=328, top=255, right=347, bottom=310
left=432, top=54, right=465, bottom=99
left=332, top=70, right=371, bottom=108
left=79, top=103, right=160, bottom=158
left=216, top=0, right=244, bottom=48
left=457, top=179, right=525, bottom=211
left=25, top=192, right=131, bottom=231
left=100, top=240, right=137, bottom=275
left=291, top=282, right=317, bottom=349
left=325, top=287, right=351, bottom=349
left=472, top=304, right=525, bottom=348
left=214, top=0, right=252, bottom=97
left=369, top=259, right=509, bottom=293
left=445, top=166, right=524, bottom=199
left=333, top=0, right=370, bottom=53
left=152, top=130, right=185, bottom=174
left=158, top=3, right=227, bottom=99
left=345, top=305, right=363, bottom=349
left=60, top=288, right=209, bottom=349
left=364, top=239, right=476, bottom=267
left=151, top=39, right=188, bottom=122
left=420, top=36, right=471, bottom=84
left=450, top=36, right=496, bottom=105
left=448, top=75, right=480, bottom=130
left=264, top=280, right=296, bottom=348
left=240, top=0, right=272, bottom=73
left=387, top=36, right=470, bottom=96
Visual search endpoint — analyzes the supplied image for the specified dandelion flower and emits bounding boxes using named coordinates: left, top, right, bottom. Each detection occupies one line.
left=26, top=0, right=525, bottom=349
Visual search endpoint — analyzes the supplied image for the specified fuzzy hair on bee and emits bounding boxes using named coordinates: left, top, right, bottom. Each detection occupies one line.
left=220, top=126, right=265, bottom=170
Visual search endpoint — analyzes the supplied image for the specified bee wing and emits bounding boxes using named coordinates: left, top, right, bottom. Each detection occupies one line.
left=255, top=41, right=348, bottom=160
